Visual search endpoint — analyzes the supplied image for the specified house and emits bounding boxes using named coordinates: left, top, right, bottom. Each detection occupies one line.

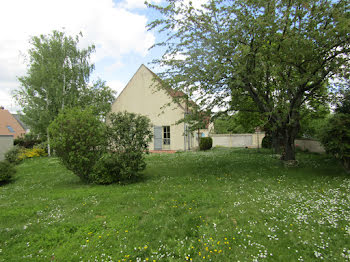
left=0, top=107, right=26, bottom=139
left=111, top=65, right=211, bottom=151
left=12, top=114, right=30, bottom=133
left=0, top=107, right=26, bottom=160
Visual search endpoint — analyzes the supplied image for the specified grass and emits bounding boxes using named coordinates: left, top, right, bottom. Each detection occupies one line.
left=0, top=148, right=349, bottom=261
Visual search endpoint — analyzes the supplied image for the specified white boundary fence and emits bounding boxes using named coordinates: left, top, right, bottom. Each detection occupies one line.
left=210, top=133, right=325, bottom=153
left=211, top=132, right=265, bottom=148
left=295, top=139, right=325, bottom=153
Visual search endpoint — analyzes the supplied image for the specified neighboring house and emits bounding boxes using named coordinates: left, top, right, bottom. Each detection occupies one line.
left=0, top=107, right=26, bottom=139
left=0, top=107, right=26, bottom=160
left=111, top=64, right=210, bottom=151
left=12, top=114, right=30, bottom=133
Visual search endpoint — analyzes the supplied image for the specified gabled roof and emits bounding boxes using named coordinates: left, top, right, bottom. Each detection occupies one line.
left=113, top=64, right=188, bottom=112
left=12, top=114, right=29, bottom=131
left=0, top=108, right=26, bottom=138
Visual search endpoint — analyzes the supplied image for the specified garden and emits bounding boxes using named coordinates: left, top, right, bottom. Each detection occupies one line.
left=0, top=148, right=349, bottom=261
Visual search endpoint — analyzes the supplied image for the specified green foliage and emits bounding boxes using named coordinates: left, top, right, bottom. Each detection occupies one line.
left=49, top=109, right=153, bottom=184
left=99, top=112, right=153, bottom=184
left=147, top=0, right=349, bottom=160
left=0, top=161, right=16, bottom=183
left=17, top=147, right=48, bottom=161
left=320, top=113, right=350, bottom=171
left=199, top=137, right=213, bottom=151
left=91, top=152, right=146, bottom=184
left=4, top=146, right=22, bottom=165
left=214, top=112, right=264, bottom=134
left=15, top=30, right=115, bottom=146
left=48, top=107, right=106, bottom=182
left=14, top=133, right=42, bottom=148
left=320, top=84, right=350, bottom=171
left=107, top=111, right=153, bottom=154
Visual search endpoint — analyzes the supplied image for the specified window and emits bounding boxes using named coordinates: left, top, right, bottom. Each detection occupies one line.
left=163, top=126, right=170, bottom=145
left=7, top=125, right=15, bottom=133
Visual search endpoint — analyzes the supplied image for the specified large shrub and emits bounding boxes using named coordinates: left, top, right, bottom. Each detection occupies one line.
left=320, top=113, right=350, bottom=172
left=99, top=112, right=153, bottom=183
left=199, top=137, right=213, bottom=151
left=48, top=107, right=106, bottom=182
left=48, top=109, right=153, bottom=184
left=4, top=146, right=22, bottom=165
left=14, top=133, right=42, bottom=149
left=0, top=161, right=16, bottom=183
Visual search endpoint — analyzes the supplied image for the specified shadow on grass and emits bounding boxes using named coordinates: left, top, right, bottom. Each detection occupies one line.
left=54, top=172, right=150, bottom=189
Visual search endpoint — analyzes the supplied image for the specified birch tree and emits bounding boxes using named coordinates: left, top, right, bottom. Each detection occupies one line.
left=16, top=30, right=115, bottom=155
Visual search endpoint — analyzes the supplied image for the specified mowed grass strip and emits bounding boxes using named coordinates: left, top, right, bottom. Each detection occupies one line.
left=0, top=148, right=349, bottom=261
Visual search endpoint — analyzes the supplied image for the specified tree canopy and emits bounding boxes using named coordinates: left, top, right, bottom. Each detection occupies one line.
left=16, top=31, right=115, bottom=144
left=147, top=0, right=350, bottom=160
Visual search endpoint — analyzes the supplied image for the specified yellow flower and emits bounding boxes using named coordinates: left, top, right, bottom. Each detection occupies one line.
left=86, top=240, right=89, bottom=243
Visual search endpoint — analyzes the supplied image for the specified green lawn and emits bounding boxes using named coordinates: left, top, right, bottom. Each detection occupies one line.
left=0, top=148, right=349, bottom=261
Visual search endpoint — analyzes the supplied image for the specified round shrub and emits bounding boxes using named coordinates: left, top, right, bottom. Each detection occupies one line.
left=4, top=146, right=22, bottom=165
left=91, top=153, right=122, bottom=184
left=0, top=161, right=16, bottom=183
left=48, top=107, right=106, bottom=182
left=90, top=152, right=146, bottom=184
left=199, top=137, right=213, bottom=151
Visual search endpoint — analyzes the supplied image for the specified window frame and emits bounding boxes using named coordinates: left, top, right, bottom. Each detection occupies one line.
left=163, top=126, right=170, bottom=145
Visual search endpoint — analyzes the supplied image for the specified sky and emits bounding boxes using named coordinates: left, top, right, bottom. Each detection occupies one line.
left=0, top=0, right=181, bottom=113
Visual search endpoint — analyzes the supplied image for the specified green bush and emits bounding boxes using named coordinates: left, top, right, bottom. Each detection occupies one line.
left=91, top=152, right=146, bottom=184
left=4, top=146, right=22, bottom=165
left=49, top=109, right=153, bottom=184
left=0, top=161, right=16, bottom=183
left=320, top=113, right=350, bottom=172
left=14, top=133, right=42, bottom=148
left=48, top=107, right=106, bottom=182
left=199, top=137, right=213, bottom=150
left=98, top=112, right=152, bottom=184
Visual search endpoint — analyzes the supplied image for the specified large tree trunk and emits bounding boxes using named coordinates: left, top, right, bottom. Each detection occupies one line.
left=281, top=133, right=295, bottom=161
left=280, top=119, right=300, bottom=161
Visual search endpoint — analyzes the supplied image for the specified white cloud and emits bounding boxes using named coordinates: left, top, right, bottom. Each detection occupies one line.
left=0, top=0, right=158, bottom=112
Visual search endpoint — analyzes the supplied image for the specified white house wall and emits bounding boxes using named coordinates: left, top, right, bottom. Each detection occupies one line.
left=111, top=65, right=188, bottom=151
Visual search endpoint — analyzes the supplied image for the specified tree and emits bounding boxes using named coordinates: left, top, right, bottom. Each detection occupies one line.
left=319, top=81, right=350, bottom=171
left=16, top=30, right=115, bottom=155
left=147, top=0, right=350, bottom=160
left=213, top=111, right=265, bottom=134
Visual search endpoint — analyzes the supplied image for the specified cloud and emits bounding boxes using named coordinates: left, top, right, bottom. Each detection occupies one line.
left=0, top=0, right=157, bottom=112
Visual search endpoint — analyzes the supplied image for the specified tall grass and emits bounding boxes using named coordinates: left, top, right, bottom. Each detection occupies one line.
left=0, top=148, right=349, bottom=261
